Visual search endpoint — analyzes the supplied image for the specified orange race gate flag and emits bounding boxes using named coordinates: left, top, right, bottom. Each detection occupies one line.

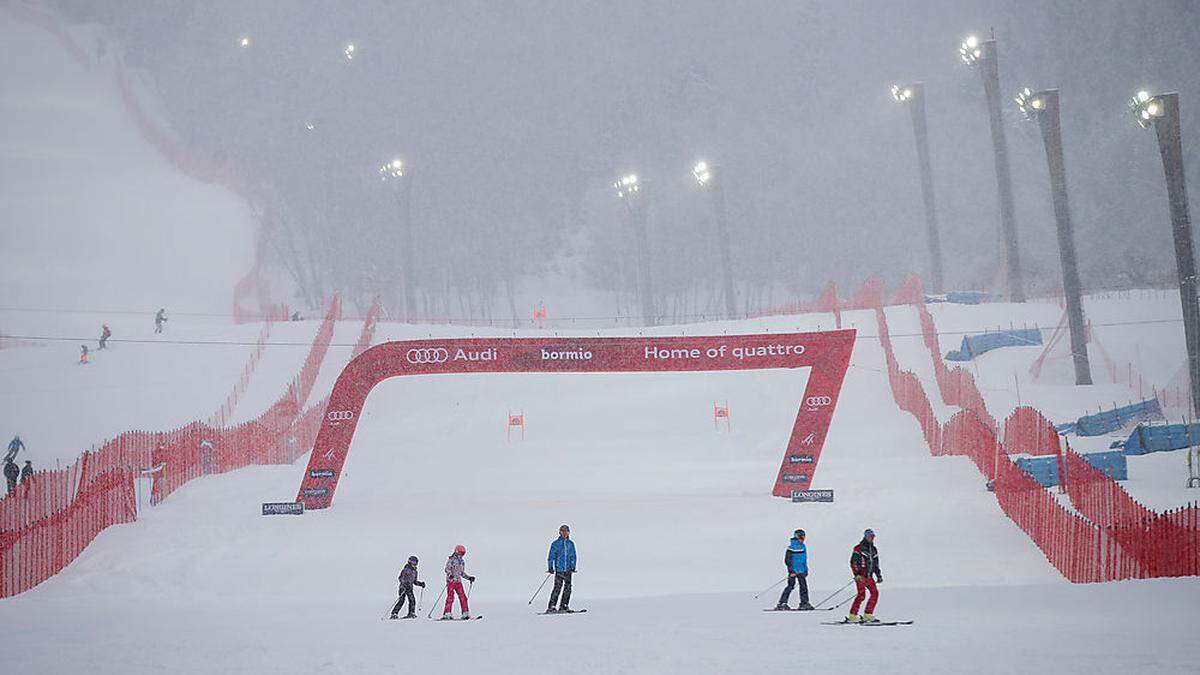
left=297, top=330, right=856, bottom=508
left=507, top=410, right=525, bottom=441
left=714, top=401, right=730, bottom=431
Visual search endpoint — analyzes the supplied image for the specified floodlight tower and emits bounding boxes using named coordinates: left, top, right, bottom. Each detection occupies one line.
left=614, top=174, right=657, bottom=326
left=1014, top=88, right=1092, bottom=385
left=890, top=83, right=945, bottom=294
left=960, top=35, right=1026, bottom=302
left=1130, top=90, right=1200, bottom=417
left=692, top=161, right=738, bottom=319
left=380, top=158, right=418, bottom=321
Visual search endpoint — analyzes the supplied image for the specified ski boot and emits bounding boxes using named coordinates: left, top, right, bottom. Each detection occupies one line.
left=774, top=603, right=791, bottom=611
left=844, top=613, right=862, bottom=624
left=404, top=612, right=416, bottom=619
left=862, top=613, right=879, bottom=624
left=388, top=614, right=399, bottom=620
left=441, top=612, right=453, bottom=621
left=460, top=613, right=471, bottom=620
left=559, top=607, right=574, bottom=613
left=546, top=606, right=558, bottom=613
left=797, top=602, right=815, bottom=611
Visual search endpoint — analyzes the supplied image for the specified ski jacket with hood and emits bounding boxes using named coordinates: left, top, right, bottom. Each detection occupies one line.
left=445, top=554, right=468, bottom=583
left=547, top=537, right=577, bottom=573
left=850, top=539, right=882, bottom=579
left=784, top=537, right=808, bottom=574
left=398, top=562, right=421, bottom=586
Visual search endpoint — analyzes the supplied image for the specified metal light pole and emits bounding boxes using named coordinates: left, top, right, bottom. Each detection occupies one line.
left=960, top=35, right=1026, bottom=302
left=380, top=158, right=417, bottom=321
left=1132, top=90, right=1200, bottom=417
left=1015, top=88, right=1092, bottom=385
left=615, top=174, right=656, bottom=326
left=692, top=161, right=738, bottom=319
left=891, top=83, right=945, bottom=294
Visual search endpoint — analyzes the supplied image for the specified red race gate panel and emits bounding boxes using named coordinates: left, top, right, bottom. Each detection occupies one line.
left=297, top=331, right=855, bottom=508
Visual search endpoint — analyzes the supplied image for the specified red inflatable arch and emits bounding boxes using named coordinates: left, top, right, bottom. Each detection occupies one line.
left=297, top=330, right=856, bottom=508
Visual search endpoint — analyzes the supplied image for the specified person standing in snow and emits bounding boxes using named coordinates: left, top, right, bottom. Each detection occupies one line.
left=390, top=555, right=426, bottom=619
left=80, top=344, right=89, bottom=364
left=20, top=460, right=33, bottom=484
left=776, top=529, right=813, bottom=610
left=4, top=435, right=23, bottom=464
left=3, top=458, right=18, bottom=494
left=846, top=528, right=883, bottom=624
left=99, top=324, right=111, bottom=350
left=546, top=524, right=577, bottom=613
left=442, top=545, right=475, bottom=619
left=154, top=308, right=167, bottom=334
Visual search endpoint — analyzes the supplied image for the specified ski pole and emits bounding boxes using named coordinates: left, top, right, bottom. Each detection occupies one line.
left=753, top=576, right=789, bottom=599
left=528, top=573, right=553, bottom=605
left=812, top=578, right=857, bottom=609
left=418, top=584, right=426, bottom=611
left=426, top=586, right=446, bottom=618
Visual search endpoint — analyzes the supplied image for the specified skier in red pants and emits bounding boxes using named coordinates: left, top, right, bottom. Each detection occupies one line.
left=846, top=528, right=883, bottom=624
left=442, top=545, right=476, bottom=620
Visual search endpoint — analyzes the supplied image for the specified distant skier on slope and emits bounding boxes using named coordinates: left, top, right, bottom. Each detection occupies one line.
left=846, top=528, right=883, bottom=624
left=99, top=324, right=111, bottom=349
left=546, top=524, right=577, bottom=613
left=442, top=545, right=475, bottom=620
left=80, top=344, right=89, bottom=364
left=390, top=555, right=426, bottom=619
left=4, top=435, right=23, bottom=464
left=776, top=529, right=813, bottom=610
left=3, top=458, right=17, bottom=494
left=154, top=308, right=167, bottom=334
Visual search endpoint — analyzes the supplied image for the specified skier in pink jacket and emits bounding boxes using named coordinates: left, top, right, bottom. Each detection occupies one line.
left=442, top=545, right=476, bottom=619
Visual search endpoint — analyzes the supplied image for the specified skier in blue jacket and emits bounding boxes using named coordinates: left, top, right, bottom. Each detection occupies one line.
left=546, top=524, right=577, bottom=612
left=776, top=529, right=813, bottom=610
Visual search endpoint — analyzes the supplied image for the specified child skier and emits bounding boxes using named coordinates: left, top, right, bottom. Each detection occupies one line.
left=776, top=528, right=813, bottom=610
left=390, top=556, right=426, bottom=619
left=846, top=528, right=883, bottom=624
left=442, top=545, right=476, bottom=619
left=155, top=308, right=167, bottom=334
left=99, top=324, right=111, bottom=349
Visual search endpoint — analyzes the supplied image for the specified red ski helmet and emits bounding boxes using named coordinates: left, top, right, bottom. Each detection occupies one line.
left=454, top=544, right=466, bottom=555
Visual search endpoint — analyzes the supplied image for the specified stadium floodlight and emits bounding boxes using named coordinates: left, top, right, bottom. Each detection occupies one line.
left=613, top=173, right=640, bottom=199
left=957, top=33, right=1025, bottom=302
left=238, top=36, right=251, bottom=49
left=379, top=158, right=404, bottom=181
left=1129, top=90, right=1166, bottom=128
left=890, top=84, right=915, bottom=103
left=1012, top=87, right=1092, bottom=385
left=959, top=35, right=983, bottom=66
left=344, top=42, right=357, bottom=60
left=1129, top=88, right=1200, bottom=417
left=690, top=160, right=737, bottom=318
left=613, top=172, right=655, bottom=325
left=889, top=81, right=945, bottom=294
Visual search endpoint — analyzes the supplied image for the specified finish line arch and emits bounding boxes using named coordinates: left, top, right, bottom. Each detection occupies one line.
left=297, top=330, right=855, bottom=509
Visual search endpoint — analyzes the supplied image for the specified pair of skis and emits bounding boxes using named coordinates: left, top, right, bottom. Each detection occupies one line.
left=822, top=618, right=913, bottom=626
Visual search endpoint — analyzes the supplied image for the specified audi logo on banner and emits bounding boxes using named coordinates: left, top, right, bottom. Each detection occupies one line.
left=805, top=395, right=832, bottom=411
left=406, top=347, right=450, bottom=364
left=327, top=410, right=354, bottom=423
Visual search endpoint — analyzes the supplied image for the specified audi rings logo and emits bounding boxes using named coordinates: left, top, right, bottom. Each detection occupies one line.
left=327, top=410, right=354, bottom=422
left=805, top=396, right=832, bottom=409
left=407, top=347, right=449, bottom=364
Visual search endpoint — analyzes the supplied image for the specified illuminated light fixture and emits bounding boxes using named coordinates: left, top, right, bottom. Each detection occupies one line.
left=613, top=173, right=640, bottom=199
left=1014, top=87, right=1048, bottom=120
left=1130, top=89, right=1165, bottom=128
left=890, top=83, right=917, bottom=103
left=692, top=161, right=712, bottom=186
left=379, top=157, right=404, bottom=181
left=959, top=35, right=984, bottom=66
left=344, top=42, right=357, bottom=60
left=239, top=36, right=251, bottom=48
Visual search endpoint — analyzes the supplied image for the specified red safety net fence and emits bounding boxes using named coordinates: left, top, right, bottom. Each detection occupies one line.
left=0, top=297, right=373, bottom=597
left=877, top=275, right=1198, bottom=582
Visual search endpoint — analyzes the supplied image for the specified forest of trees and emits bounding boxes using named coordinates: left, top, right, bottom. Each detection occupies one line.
left=49, top=0, right=1200, bottom=323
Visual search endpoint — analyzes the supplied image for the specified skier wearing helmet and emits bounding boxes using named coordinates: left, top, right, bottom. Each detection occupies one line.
left=442, top=545, right=476, bottom=620
left=389, top=555, right=426, bottom=619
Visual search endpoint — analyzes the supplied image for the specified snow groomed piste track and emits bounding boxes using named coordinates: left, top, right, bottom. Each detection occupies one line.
left=297, top=330, right=855, bottom=508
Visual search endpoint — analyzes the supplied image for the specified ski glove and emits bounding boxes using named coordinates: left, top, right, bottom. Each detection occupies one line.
left=416, top=581, right=426, bottom=588
left=466, top=575, right=476, bottom=583
left=548, top=569, right=554, bottom=574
